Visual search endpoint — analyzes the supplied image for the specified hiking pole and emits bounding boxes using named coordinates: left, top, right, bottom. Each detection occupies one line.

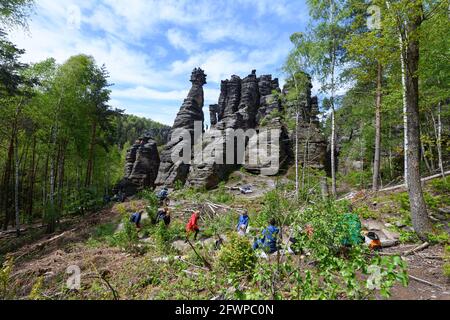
left=186, top=239, right=212, bottom=270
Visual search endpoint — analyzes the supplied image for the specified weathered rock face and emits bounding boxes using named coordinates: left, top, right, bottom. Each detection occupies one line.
left=118, top=134, right=160, bottom=196
left=155, top=68, right=206, bottom=187
left=187, top=71, right=291, bottom=189
left=154, top=69, right=326, bottom=190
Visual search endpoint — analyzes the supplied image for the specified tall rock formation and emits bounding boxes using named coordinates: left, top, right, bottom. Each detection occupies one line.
left=155, top=68, right=206, bottom=187
left=117, top=133, right=160, bottom=196
left=154, top=68, right=326, bottom=190
left=187, top=71, right=291, bottom=189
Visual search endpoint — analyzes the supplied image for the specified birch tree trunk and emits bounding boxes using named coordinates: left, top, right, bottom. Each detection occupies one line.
left=330, top=0, right=337, bottom=197
left=373, top=62, right=383, bottom=192
left=437, top=102, right=444, bottom=177
left=400, top=36, right=409, bottom=188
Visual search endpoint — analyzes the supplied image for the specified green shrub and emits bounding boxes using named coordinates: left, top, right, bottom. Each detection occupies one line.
left=444, top=246, right=450, bottom=279
left=29, top=276, right=45, bottom=300
left=354, top=205, right=378, bottom=220
left=212, top=182, right=234, bottom=204
left=217, top=233, right=256, bottom=274
left=427, top=231, right=450, bottom=245
left=399, top=230, right=420, bottom=244
left=174, top=180, right=184, bottom=191
left=138, top=189, right=159, bottom=208
left=430, top=176, right=450, bottom=193
left=0, top=258, right=15, bottom=299
left=109, top=217, right=139, bottom=252
left=66, top=188, right=104, bottom=216
left=338, top=170, right=372, bottom=189
left=155, top=222, right=172, bottom=252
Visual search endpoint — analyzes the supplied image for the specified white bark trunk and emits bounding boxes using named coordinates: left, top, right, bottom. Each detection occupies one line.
left=400, top=32, right=409, bottom=188
left=330, top=0, right=337, bottom=197
left=437, top=102, right=444, bottom=177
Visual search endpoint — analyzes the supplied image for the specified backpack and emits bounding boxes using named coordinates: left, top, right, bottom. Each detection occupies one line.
left=130, top=213, right=138, bottom=223
left=339, top=213, right=364, bottom=246
left=365, top=232, right=382, bottom=250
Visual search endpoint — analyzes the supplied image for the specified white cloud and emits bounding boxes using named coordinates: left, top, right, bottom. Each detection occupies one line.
left=167, top=29, right=199, bottom=53
left=7, top=0, right=307, bottom=123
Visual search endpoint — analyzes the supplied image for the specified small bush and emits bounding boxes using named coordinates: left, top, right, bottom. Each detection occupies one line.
left=0, top=258, right=15, bottom=299
left=444, top=246, right=450, bottom=279
left=217, top=233, right=256, bottom=274
left=155, top=222, right=172, bottom=252
left=174, top=180, right=184, bottom=191
left=430, top=176, right=450, bottom=194
left=427, top=231, right=450, bottom=245
left=399, top=230, right=420, bottom=244
left=29, top=276, right=45, bottom=300
left=138, top=189, right=159, bottom=209
left=212, top=182, right=234, bottom=204
left=354, top=205, right=378, bottom=220
left=109, top=217, right=139, bottom=252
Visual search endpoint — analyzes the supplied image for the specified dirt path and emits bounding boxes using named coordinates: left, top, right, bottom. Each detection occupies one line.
left=387, top=245, right=450, bottom=300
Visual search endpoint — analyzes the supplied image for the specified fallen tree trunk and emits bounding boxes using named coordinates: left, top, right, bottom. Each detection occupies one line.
left=379, top=242, right=429, bottom=257
left=379, top=170, right=450, bottom=193
left=409, top=275, right=444, bottom=290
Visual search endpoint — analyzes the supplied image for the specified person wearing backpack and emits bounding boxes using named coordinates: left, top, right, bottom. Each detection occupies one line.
left=157, top=187, right=170, bottom=206
left=155, top=207, right=171, bottom=227
left=130, top=210, right=144, bottom=230
left=253, top=218, right=280, bottom=254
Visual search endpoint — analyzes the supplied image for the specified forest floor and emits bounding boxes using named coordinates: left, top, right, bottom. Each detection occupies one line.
left=1, top=173, right=449, bottom=300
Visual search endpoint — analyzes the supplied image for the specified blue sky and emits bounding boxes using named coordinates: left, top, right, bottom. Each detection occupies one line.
left=11, top=0, right=311, bottom=126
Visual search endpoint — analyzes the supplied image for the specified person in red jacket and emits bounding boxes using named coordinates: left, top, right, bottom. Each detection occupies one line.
left=186, top=211, right=200, bottom=241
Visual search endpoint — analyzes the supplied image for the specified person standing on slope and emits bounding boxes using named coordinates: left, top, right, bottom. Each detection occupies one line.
left=186, top=211, right=201, bottom=241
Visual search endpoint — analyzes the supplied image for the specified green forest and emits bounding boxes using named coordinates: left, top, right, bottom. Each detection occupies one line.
left=0, top=0, right=449, bottom=302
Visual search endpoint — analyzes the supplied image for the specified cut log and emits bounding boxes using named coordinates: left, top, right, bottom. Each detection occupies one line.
left=409, top=275, right=444, bottom=290
left=404, top=242, right=429, bottom=256
left=379, top=242, right=429, bottom=257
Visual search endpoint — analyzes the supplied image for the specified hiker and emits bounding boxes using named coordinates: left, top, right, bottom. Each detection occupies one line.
left=236, top=210, right=250, bottom=236
left=117, top=190, right=126, bottom=203
left=253, top=218, right=280, bottom=254
left=155, top=207, right=171, bottom=226
left=363, top=231, right=382, bottom=251
left=186, top=211, right=200, bottom=241
left=130, top=210, right=144, bottom=230
left=157, top=187, right=170, bottom=205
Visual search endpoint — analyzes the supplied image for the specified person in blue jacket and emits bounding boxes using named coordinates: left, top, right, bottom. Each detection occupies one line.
left=253, top=218, right=280, bottom=254
left=157, top=187, right=169, bottom=200
left=236, top=210, right=250, bottom=235
left=130, top=210, right=144, bottom=230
